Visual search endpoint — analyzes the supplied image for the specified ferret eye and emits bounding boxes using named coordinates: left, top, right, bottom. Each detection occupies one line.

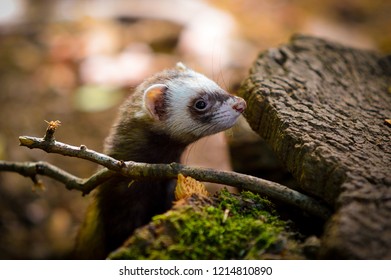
left=194, top=99, right=208, bottom=111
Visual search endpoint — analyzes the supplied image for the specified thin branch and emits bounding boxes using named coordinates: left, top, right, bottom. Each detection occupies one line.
left=19, top=136, right=123, bottom=172
left=43, top=120, right=62, bottom=142
left=1, top=121, right=332, bottom=219
left=120, top=162, right=332, bottom=220
left=0, top=160, right=115, bottom=194
left=16, top=138, right=331, bottom=220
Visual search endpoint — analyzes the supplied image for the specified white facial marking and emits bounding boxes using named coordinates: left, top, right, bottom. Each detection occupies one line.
left=160, top=68, right=245, bottom=142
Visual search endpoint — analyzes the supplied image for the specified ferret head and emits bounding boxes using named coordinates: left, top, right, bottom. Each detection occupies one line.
left=142, top=63, right=246, bottom=143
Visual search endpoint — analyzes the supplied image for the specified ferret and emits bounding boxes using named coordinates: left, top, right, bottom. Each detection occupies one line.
left=74, top=63, right=246, bottom=259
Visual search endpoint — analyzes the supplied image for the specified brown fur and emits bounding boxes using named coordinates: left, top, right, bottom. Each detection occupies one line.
left=74, top=65, right=245, bottom=259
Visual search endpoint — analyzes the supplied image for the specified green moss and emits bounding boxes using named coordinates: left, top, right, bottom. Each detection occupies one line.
left=109, top=189, right=299, bottom=259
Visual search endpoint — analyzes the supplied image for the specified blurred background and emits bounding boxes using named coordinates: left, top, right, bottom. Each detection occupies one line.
left=0, top=0, right=390, bottom=259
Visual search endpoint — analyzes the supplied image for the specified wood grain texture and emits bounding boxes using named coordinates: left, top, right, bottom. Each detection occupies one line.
left=239, top=34, right=391, bottom=259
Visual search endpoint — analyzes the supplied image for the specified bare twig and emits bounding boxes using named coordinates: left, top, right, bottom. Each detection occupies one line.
left=0, top=160, right=115, bottom=195
left=43, top=120, right=61, bottom=142
left=1, top=121, right=332, bottom=219
left=121, top=162, right=332, bottom=220
left=19, top=136, right=123, bottom=171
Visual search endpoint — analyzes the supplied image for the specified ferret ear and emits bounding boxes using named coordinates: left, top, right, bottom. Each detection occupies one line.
left=176, top=62, right=188, bottom=71
left=143, top=84, right=168, bottom=121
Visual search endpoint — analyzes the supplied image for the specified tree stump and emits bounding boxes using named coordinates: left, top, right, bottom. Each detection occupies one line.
left=239, top=34, right=391, bottom=259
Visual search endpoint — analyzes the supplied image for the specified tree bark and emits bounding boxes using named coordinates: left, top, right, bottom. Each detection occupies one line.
left=239, top=34, right=391, bottom=259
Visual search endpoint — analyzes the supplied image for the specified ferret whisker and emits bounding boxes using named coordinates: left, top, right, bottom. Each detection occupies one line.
left=182, top=142, right=196, bottom=165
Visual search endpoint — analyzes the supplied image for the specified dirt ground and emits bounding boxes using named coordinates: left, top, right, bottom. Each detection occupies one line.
left=0, top=0, right=390, bottom=259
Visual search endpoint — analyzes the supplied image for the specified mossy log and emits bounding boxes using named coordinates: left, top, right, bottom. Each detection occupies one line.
left=238, top=34, right=391, bottom=259
left=109, top=190, right=303, bottom=260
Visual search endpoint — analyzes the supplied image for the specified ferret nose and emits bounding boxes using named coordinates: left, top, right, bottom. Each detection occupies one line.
left=232, top=96, right=246, bottom=114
